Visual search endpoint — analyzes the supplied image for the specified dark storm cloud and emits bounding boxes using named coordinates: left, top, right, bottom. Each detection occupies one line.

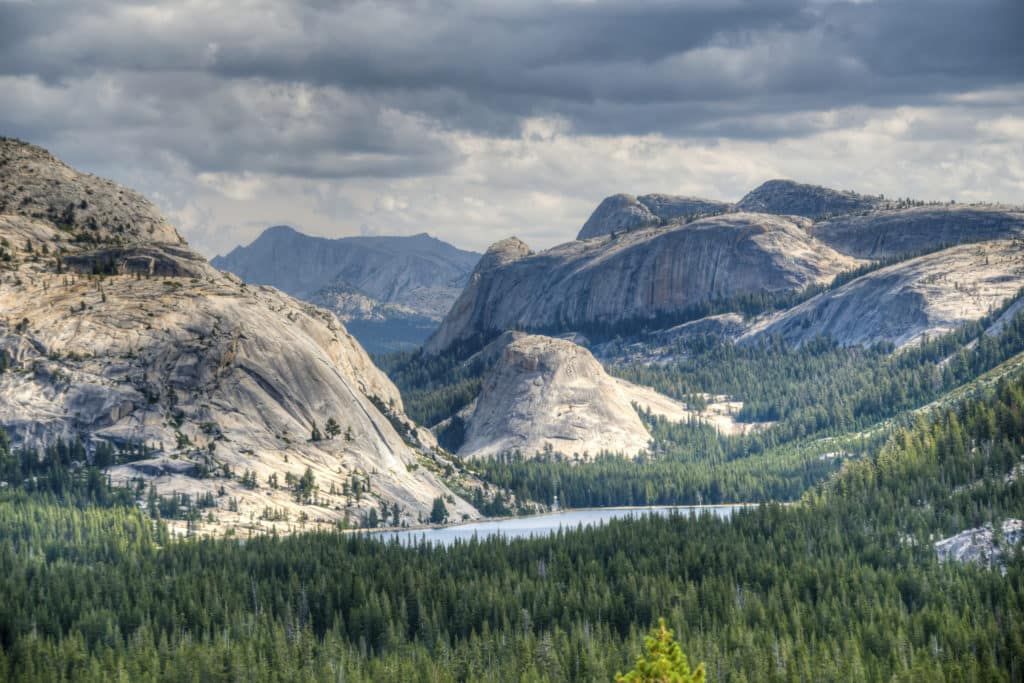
left=0, top=0, right=1021, bottom=177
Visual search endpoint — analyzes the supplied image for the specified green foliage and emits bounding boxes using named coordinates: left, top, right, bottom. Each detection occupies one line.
left=614, top=301, right=1024, bottom=447
left=435, top=414, right=466, bottom=453
left=477, top=306, right=1024, bottom=509
left=0, top=438, right=136, bottom=507
left=241, top=469, right=259, bottom=489
left=617, top=619, right=705, bottom=683
left=429, top=496, right=448, bottom=524
left=293, top=466, right=317, bottom=503
left=375, top=346, right=488, bottom=427
left=1, top=289, right=1024, bottom=679
left=0, top=370, right=1023, bottom=679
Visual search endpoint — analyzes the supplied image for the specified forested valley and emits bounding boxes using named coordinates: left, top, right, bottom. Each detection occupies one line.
left=1, top=363, right=1023, bottom=680
left=385, top=302, right=1024, bottom=510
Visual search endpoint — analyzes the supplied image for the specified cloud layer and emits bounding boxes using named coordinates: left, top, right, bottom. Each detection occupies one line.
left=1, top=0, right=1021, bottom=255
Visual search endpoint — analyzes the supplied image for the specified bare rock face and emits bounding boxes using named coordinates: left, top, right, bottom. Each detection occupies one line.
left=457, top=335, right=654, bottom=459
left=935, top=519, right=1024, bottom=570
left=456, top=334, right=761, bottom=459
left=736, top=179, right=884, bottom=219
left=0, top=138, right=478, bottom=533
left=308, top=283, right=422, bottom=323
left=0, top=137, right=184, bottom=247
left=812, top=205, right=1024, bottom=259
left=577, top=193, right=730, bottom=240
left=578, top=194, right=657, bottom=239
left=742, top=240, right=1024, bottom=348
left=426, top=213, right=860, bottom=354
left=637, top=194, right=731, bottom=223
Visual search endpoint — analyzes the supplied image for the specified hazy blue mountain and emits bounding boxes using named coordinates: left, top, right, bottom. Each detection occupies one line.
left=212, top=226, right=480, bottom=352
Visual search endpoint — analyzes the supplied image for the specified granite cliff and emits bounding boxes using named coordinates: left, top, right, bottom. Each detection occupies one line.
left=743, top=240, right=1024, bottom=348
left=812, top=205, right=1024, bottom=259
left=735, top=179, right=886, bottom=219
left=426, top=213, right=859, bottom=354
left=453, top=334, right=767, bottom=460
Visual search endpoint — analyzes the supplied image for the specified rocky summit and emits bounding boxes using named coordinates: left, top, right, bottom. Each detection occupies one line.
left=577, top=193, right=731, bottom=240
left=0, top=138, right=478, bottom=534
left=577, top=179, right=883, bottom=241
left=736, top=179, right=885, bottom=219
left=429, top=179, right=1024, bottom=356
left=453, top=333, right=766, bottom=460
left=456, top=335, right=656, bottom=460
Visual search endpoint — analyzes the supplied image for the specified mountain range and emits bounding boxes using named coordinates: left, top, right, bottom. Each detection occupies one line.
left=5, top=138, right=1024, bottom=534
left=426, top=181, right=1024, bottom=356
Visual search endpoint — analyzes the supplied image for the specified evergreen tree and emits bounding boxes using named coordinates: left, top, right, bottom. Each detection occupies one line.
left=310, top=421, right=323, bottom=442
left=617, top=619, right=705, bottom=683
left=429, top=497, right=448, bottom=524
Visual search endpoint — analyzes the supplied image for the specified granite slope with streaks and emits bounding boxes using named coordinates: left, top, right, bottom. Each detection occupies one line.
left=0, top=138, right=478, bottom=534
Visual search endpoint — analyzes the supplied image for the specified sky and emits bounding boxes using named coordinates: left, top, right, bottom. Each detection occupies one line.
left=2, top=0, right=1022, bottom=257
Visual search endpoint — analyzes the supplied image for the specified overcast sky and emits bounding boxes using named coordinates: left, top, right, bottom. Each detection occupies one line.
left=2, top=0, right=1022, bottom=256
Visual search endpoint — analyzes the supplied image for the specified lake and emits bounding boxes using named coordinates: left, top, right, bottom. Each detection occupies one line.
left=365, top=504, right=744, bottom=547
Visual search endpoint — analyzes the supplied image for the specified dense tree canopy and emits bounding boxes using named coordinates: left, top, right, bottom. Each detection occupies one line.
left=0, top=366, right=1022, bottom=679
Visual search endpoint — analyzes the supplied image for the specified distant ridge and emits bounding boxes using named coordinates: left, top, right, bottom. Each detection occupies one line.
left=212, top=226, right=480, bottom=352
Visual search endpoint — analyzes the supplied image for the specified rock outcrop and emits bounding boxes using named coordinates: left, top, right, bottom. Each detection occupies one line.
left=426, top=213, right=860, bottom=354
left=455, top=334, right=765, bottom=459
left=212, top=226, right=480, bottom=352
left=0, top=138, right=478, bottom=533
left=736, top=179, right=884, bottom=219
left=935, top=519, right=1024, bottom=570
left=0, top=137, right=185, bottom=247
left=812, top=205, right=1024, bottom=259
left=742, top=240, right=1024, bottom=348
left=457, top=335, right=655, bottom=459
left=578, top=193, right=730, bottom=240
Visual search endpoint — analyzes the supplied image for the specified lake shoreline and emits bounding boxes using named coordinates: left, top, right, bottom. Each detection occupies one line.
left=362, top=503, right=757, bottom=546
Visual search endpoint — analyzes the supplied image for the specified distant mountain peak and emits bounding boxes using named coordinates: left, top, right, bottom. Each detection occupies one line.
left=262, top=224, right=299, bottom=236
left=736, top=179, right=884, bottom=219
left=211, top=225, right=481, bottom=352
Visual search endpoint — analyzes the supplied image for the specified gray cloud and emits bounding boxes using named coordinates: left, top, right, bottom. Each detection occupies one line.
left=0, top=0, right=1021, bottom=257
left=2, top=0, right=1021, bottom=147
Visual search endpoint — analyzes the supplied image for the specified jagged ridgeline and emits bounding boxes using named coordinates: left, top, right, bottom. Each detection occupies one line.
left=0, top=137, right=492, bottom=533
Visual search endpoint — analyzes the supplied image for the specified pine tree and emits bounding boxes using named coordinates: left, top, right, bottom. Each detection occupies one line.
left=616, top=619, right=705, bottom=683
left=429, top=497, right=448, bottom=524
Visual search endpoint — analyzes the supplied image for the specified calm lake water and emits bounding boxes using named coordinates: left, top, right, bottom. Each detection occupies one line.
left=365, top=505, right=744, bottom=547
